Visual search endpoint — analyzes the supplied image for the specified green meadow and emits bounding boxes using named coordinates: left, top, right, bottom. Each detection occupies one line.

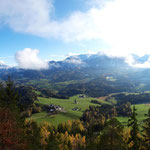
left=28, top=95, right=150, bottom=126
left=28, top=95, right=108, bottom=126
left=117, top=104, right=150, bottom=126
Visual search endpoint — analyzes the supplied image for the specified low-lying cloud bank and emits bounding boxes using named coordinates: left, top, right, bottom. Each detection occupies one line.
left=65, top=56, right=83, bottom=65
left=15, top=48, right=49, bottom=70
left=14, top=49, right=150, bottom=70
left=125, top=55, right=150, bottom=68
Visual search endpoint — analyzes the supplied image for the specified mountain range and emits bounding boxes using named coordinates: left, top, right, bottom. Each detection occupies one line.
left=1, top=53, right=150, bottom=97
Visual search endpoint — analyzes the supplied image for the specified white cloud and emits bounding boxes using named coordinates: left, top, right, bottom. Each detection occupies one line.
left=134, top=60, right=150, bottom=68
left=65, top=56, right=83, bottom=64
left=123, top=54, right=150, bottom=68
left=0, top=60, right=5, bottom=65
left=15, top=48, right=49, bottom=70
left=94, top=0, right=150, bottom=56
left=1, top=0, right=150, bottom=56
left=0, top=0, right=54, bottom=37
left=125, top=55, right=135, bottom=66
left=0, top=60, right=11, bottom=68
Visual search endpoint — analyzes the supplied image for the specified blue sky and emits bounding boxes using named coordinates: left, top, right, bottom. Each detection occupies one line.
left=0, top=0, right=107, bottom=66
left=0, top=26, right=108, bottom=66
left=0, top=0, right=150, bottom=69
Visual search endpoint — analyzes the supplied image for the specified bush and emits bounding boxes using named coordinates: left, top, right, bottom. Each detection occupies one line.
left=32, top=106, right=42, bottom=113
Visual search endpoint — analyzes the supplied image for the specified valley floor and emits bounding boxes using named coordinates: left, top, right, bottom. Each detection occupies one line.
left=28, top=95, right=150, bottom=126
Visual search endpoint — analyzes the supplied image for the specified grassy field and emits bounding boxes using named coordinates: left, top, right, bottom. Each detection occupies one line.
left=118, top=104, right=150, bottom=126
left=28, top=95, right=109, bottom=126
left=28, top=95, right=150, bottom=126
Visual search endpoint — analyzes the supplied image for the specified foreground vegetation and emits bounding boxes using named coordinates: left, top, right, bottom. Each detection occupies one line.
left=0, top=79, right=150, bottom=150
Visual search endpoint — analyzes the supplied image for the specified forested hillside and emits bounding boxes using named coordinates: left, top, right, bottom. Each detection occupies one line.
left=1, top=54, right=150, bottom=97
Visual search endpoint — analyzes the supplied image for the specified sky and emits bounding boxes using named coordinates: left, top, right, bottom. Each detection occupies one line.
left=1, top=0, right=150, bottom=69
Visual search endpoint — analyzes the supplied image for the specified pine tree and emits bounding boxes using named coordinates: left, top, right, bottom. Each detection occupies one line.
left=142, top=108, right=150, bottom=149
left=128, top=106, right=141, bottom=150
left=0, top=77, right=19, bottom=111
left=25, top=120, right=42, bottom=149
left=46, top=131, right=59, bottom=150
left=99, top=118, right=127, bottom=150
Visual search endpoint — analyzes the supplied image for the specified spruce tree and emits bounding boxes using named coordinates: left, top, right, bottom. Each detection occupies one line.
left=0, top=77, right=19, bottom=111
left=128, top=106, right=141, bottom=150
left=99, top=118, right=127, bottom=150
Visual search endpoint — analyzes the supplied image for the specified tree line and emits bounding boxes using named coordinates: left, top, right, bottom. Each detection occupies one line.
left=112, top=93, right=150, bottom=104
